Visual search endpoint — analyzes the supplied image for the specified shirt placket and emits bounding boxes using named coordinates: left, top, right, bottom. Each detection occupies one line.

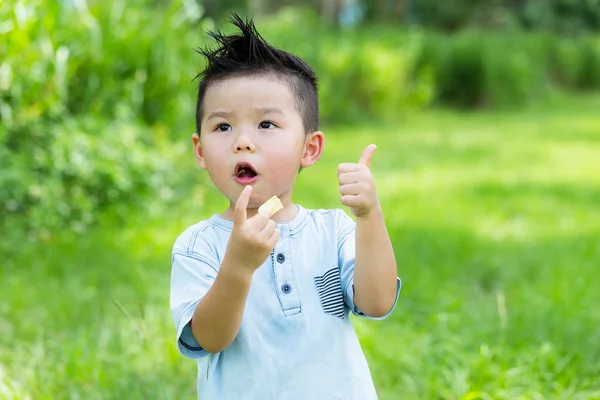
left=271, top=224, right=301, bottom=316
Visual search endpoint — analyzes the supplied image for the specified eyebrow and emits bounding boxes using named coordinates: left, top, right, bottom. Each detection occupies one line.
left=206, top=107, right=284, bottom=120
left=255, top=107, right=284, bottom=115
left=206, top=111, right=231, bottom=121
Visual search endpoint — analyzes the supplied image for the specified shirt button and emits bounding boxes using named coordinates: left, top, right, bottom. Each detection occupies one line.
left=281, top=283, right=292, bottom=294
left=276, top=253, right=285, bottom=263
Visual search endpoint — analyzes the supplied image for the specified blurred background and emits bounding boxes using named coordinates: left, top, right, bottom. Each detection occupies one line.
left=1, top=0, right=599, bottom=399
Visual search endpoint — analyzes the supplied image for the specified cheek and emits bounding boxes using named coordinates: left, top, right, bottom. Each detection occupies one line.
left=202, top=146, right=229, bottom=178
left=201, top=138, right=226, bottom=164
left=264, top=148, right=301, bottom=180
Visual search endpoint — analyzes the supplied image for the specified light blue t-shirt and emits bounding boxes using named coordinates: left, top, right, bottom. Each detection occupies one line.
left=170, top=205, right=401, bottom=400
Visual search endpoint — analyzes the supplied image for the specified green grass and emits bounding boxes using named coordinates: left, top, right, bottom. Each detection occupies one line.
left=2, top=94, right=600, bottom=399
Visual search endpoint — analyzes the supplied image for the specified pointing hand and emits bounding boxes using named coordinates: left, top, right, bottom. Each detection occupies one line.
left=226, top=186, right=280, bottom=273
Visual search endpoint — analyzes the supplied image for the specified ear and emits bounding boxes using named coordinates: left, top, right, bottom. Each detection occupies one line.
left=192, top=133, right=207, bottom=170
left=300, top=131, right=324, bottom=168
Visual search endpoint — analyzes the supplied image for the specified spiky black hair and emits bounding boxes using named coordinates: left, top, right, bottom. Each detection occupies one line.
left=194, top=14, right=319, bottom=135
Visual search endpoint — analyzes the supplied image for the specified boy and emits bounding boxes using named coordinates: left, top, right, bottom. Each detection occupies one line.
left=170, top=14, right=401, bottom=399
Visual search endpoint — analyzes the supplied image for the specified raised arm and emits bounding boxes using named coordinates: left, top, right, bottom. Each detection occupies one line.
left=338, top=144, right=398, bottom=317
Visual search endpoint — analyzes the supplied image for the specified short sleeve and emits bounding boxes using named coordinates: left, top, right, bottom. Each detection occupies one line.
left=337, top=210, right=401, bottom=320
left=170, top=241, right=220, bottom=359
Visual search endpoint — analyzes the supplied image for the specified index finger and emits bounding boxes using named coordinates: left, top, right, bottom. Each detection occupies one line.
left=234, top=185, right=252, bottom=225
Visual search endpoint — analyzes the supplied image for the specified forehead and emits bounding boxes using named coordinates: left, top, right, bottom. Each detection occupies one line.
left=203, top=76, right=297, bottom=112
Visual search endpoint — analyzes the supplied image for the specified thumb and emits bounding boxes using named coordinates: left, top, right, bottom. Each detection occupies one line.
left=234, top=185, right=252, bottom=225
left=358, top=144, right=377, bottom=168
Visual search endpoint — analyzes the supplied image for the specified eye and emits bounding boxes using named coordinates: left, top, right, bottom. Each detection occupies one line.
left=259, top=121, right=276, bottom=129
left=216, top=123, right=232, bottom=132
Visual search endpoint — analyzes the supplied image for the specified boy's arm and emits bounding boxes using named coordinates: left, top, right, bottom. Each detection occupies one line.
left=338, top=144, right=398, bottom=318
left=189, top=185, right=280, bottom=354
left=189, top=258, right=253, bottom=354
left=353, top=207, right=398, bottom=317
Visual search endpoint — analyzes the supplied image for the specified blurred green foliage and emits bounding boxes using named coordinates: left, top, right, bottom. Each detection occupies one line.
left=0, top=0, right=204, bottom=234
left=1, top=0, right=600, bottom=234
left=409, top=0, right=600, bottom=33
left=204, top=0, right=600, bottom=34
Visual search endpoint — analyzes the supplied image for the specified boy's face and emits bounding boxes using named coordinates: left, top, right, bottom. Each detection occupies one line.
left=193, top=76, right=323, bottom=210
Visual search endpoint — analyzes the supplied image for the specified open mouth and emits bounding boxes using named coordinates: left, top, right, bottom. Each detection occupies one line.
left=234, top=162, right=258, bottom=179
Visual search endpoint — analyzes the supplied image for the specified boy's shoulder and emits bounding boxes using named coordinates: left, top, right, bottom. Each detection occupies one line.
left=172, top=217, right=223, bottom=255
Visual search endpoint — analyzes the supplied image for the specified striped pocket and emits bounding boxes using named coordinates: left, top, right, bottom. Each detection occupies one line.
left=314, top=267, right=345, bottom=319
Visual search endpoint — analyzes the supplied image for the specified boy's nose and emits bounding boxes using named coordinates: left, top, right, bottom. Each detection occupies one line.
left=233, top=135, right=255, bottom=153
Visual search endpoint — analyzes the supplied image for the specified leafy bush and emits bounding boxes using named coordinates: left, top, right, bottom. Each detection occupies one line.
left=420, top=31, right=487, bottom=108
left=578, top=38, right=600, bottom=89
left=415, top=29, right=598, bottom=108
left=0, top=0, right=202, bottom=234
left=1, top=2, right=600, bottom=234
left=484, top=41, right=541, bottom=108
left=481, top=33, right=548, bottom=108
left=0, top=0, right=205, bottom=130
left=1, top=118, right=176, bottom=233
left=260, top=11, right=435, bottom=122
left=410, top=0, right=600, bottom=34
left=548, top=36, right=600, bottom=90
left=313, top=31, right=435, bottom=121
left=265, top=13, right=599, bottom=113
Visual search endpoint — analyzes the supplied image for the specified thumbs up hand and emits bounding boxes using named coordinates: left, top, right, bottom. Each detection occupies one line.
left=338, top=144, right=381, bottom=217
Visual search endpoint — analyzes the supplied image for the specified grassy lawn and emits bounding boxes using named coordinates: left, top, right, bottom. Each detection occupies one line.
left=2, top=94, right=599, bottom=399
